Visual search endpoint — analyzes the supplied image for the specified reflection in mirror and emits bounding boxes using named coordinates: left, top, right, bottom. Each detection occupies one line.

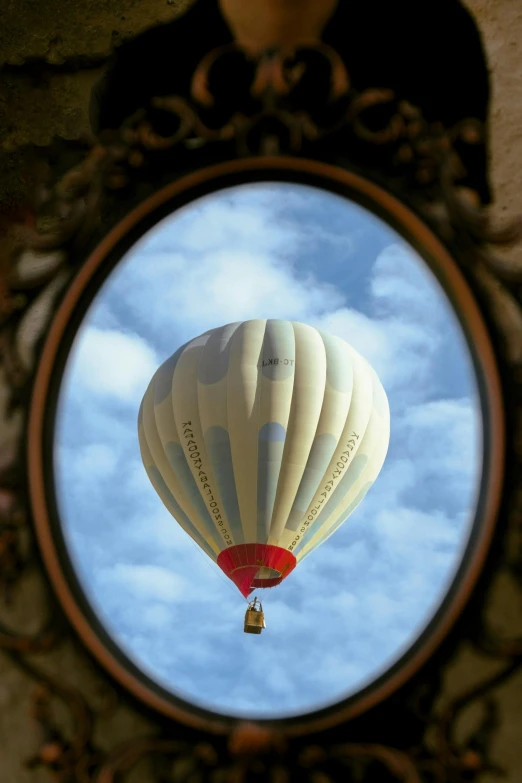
left=55, top=183, right=482, bottom=719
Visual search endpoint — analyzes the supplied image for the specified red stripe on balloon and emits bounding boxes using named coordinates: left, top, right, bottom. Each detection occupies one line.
left=217, top=544, right=297, bottom=597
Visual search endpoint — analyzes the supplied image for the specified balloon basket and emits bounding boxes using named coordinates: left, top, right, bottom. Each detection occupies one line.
left=244, top=597, right=266, bottom=634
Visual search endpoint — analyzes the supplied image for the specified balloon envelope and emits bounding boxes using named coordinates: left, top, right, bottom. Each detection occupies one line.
left=138, top=319, right=390, bottom=597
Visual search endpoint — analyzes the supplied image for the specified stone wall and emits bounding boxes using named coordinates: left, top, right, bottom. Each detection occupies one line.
left=0, top=1, right=521, bottom=781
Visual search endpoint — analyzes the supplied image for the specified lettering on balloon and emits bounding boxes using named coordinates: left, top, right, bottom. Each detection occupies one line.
left=261, top=358, right=295, bottom=367
left=288, top=431, right=360, bottom=551
left=180, top=421, right=233, bottom=545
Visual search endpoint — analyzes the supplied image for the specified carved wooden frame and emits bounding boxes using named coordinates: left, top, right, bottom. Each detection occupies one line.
left=1, top=14, right=522, bottom=783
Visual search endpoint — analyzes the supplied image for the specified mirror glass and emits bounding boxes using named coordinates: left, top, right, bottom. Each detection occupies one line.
left=54, top=182, right=482, bottom=719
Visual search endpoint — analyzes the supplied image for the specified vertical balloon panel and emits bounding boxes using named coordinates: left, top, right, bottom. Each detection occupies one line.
left=226, top=320, right=268, bottom=544
left=268, top=323, right=327, bottom=544
left=297, top=370, right=390, bottom=561
left=172, top=336, right=234, bottom=550
left=256, top=320, right=296, bottom=542
left=138, top=389, right=219, bottom=559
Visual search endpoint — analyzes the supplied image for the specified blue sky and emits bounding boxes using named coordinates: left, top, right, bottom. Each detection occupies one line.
left=55, top=183, right=482, bottom=719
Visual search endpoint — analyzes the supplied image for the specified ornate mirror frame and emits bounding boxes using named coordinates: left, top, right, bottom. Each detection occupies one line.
left=1, top=1, right=522, bottom=780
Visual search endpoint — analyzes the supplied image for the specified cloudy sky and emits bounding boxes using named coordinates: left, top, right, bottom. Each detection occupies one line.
left=55, top=183, right=482, bottom=719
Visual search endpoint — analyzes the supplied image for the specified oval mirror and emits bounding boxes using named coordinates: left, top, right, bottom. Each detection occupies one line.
left=30, top=162, right=501, bottom=732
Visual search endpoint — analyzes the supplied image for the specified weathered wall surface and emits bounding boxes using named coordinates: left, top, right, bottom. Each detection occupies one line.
left=467, top=0, right=522, bottom=263
left=0, top=1, right=521, bottom=781
left=0, top=0, right=192, bottom=212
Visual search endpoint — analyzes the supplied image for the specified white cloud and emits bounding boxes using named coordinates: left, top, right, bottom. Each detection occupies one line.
left=68, top=443, right=118, bottom=477
left=95, top=183, right=358, bottom=351
left=371, top=244, right=443, bottom=316
left=167, top=197, right=298, bottom=254
left=100, top=563, right=187, bottom=603
left=312, top=244, right=449, bottom=398
left=151, top=249, right=343, bottom=333
left=141, top=604, right=173, bottom=629
left=67, top=327, right=158, bottom=405
left=315, top=307, right=389, bottom=369
left=402, top=398, right=480, bottom=470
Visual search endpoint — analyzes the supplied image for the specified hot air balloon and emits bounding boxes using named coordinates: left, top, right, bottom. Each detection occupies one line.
left=138, top=319, right=390, bottom=631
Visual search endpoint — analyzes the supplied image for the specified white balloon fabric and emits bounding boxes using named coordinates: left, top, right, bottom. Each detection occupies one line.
left=138, top=319, right=390, bottom=597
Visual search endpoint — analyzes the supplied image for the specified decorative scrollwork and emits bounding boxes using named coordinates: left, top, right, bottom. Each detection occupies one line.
left=1, top=29, right=522, bottom=783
